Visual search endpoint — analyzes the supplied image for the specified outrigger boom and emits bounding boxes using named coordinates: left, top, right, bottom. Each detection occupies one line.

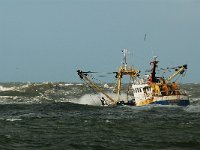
left=77, top=70, right=116, bottom=104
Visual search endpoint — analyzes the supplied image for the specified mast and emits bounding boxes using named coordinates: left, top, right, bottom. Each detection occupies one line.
left=122, top=49, right=128, bottom=69
left=148, top=56, right=159, bottom=83
left=116, top=49, right=138, bottom=102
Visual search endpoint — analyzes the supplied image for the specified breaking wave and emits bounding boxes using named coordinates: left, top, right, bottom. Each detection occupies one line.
left=76, top=93, right=132, bottom=106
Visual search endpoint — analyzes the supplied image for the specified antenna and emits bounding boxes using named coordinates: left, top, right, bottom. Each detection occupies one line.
left=122, top=49, right=128, bottom=68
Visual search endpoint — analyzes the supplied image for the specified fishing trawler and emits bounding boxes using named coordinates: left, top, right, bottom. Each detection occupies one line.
left=77, top=49, right=189, bottom=106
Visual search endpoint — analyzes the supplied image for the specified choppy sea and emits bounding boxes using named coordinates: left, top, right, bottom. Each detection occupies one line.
left=0, top=82, right=200, bottom=150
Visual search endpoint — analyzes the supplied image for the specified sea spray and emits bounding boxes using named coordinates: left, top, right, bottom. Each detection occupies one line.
left=77, top=93, right=134, bottom=106
left=78, top=94, right=102, bottom=106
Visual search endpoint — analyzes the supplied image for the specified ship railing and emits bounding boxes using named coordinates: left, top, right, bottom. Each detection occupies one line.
left=132, top=79, right=147, bottom=85
left=159, top=89, right=187, bottom=96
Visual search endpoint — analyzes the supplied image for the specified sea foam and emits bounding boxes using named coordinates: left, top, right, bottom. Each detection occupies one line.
left=77, top=93, right=132, bottom=106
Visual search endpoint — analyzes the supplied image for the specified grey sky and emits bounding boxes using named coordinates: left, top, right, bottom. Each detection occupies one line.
left=0, top=0, right=199, bottom=83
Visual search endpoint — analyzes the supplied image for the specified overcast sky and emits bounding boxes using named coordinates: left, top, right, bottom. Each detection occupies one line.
left=0, top=0, right=199, bottom=83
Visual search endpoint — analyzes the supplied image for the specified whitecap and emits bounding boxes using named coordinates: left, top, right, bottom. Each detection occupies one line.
left=64, top=83, right=74, bottom=86
left=105, top=120, right=111, bottom=123
left=75, top=83, right=83, bottom=86
left=6, top=118, right=22, bottom=122
left=0, top=86, right=16, bottom=91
